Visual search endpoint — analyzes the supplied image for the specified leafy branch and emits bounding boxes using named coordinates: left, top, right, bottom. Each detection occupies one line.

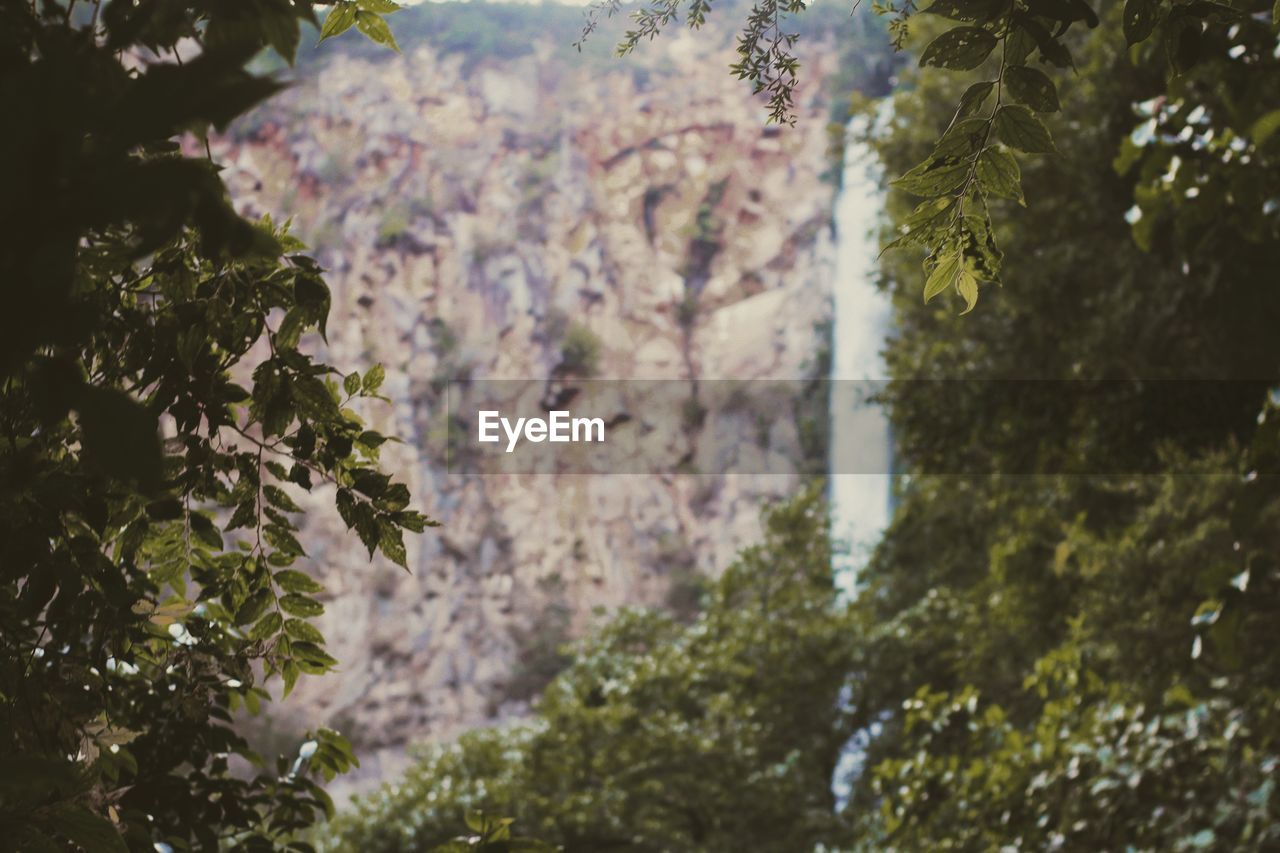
left=579, top=0, right=1267, bottom=312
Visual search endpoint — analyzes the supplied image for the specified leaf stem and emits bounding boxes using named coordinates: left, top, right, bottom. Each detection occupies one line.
left=952, top=10, right=1012, bottom=228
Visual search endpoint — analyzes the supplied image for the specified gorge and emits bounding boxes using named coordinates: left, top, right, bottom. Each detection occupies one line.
left=212, top=3, right=896, bottom=796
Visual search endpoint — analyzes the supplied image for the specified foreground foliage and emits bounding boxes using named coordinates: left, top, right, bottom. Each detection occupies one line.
left=0, top=0, right=418, bottom=847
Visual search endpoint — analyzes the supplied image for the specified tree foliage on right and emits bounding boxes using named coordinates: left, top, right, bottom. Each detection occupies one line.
left=849, top=0, right=1280, bottom=845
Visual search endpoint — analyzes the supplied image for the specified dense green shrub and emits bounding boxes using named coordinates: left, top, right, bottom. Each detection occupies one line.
left=558, top=322, right=603, bottom=378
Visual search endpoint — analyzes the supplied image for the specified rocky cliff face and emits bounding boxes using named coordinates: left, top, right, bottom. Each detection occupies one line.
left=213, top=24, right=839, bottom=792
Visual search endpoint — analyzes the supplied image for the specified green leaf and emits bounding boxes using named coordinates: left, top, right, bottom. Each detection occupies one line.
left=1252, top=110, right=1280, bottom=146
left=266, top=549, right=298, bottom=567
left=290, top=463, right=313, bottom=491
left=393, top=510, right=437, bottom=532
left=263, top=485, right=303, bottom=513
left=291, top=641, right=338, bottom=668
left=236, top=589, right=273, bottom=626
left=319, top=2, right=358, bottom=42
left=343, top=372, right=361, bottom=395
left=351, top=468, right=391, bottom=499
left=188, top=512, right=224, bottom=549
left=976, top=147, right=1024, bottom=203
left=883, top=198, right=957, bottom=253
left=293, top=376, right=340, bottom=421
left=279, top=593, right=324, bottom=617
left=1012, top=15, right=1075, bottom=68
left=361, top=363, right=386, bottom=395
left=892, top=159, right=970, bottom=197
left=282, top=660, right=301, bottom=697
left=284, top=618, right=326, bottom=644
left=249, top=611, right=283, bottom=641
left=47, top=804, right=127, bottom=853
left=934, top=117, right=990, bottom=159
left=956, top=270, right=980, bottom=314
left=958, top=213, right=1005, bottom=280
left=337, top=488, right=381, bottom=557
left=375, top=481, right=411, bottom=512
left=1004, top=66, right=1060, bottom=112
left=357, top=0, right=403, bottom=11
left=259, top=0, right=302, bottom=64
left=354, top=10, right=400, bottom=52
left=294, top=274, right=332, bottom=341
left=265, top=524, right=306, bottom=557
left=956, top=81, right=995, bottom=118
left=378, top=518, right=408, bottom=569
left=1124, top=0, right=1160, bottom=44
left=1165, top=14, right=1203, bottom=73
left=924, top=252, right=963, bottom=304
left=276, top=307, right=307, bottom=350
left=275, top=569, right=325, bottom=594
left=993, top=105, right=1058, bottom=154
left=919, top=27, right=998, bottom=70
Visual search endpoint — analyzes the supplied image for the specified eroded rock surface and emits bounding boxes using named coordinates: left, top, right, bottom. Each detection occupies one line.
left=214, top=32, right=838, bottom=793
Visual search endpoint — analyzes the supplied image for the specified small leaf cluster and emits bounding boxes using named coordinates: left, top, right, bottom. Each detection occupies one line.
left=884, top=0, right=1073, bottom=313
left=319, top=0, right=405, bottom=53
left=577, top=0, right=812, bottom=125
left=1113, top=22, right=1280, bottom=258
left=886, top=0, right=1273, bottom=311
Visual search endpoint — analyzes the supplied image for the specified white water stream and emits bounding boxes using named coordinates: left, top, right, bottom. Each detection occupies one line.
left=829, top=119, right=893, bottom=598
left=828, top=117, right=894, bottom=808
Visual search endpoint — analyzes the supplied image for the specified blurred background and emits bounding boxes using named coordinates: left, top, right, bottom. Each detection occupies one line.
left=213, top=0, right=899, bottom=796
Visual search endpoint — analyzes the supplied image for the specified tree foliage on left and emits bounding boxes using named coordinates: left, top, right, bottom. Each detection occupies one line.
left=0, top=0, right=421, bottom=848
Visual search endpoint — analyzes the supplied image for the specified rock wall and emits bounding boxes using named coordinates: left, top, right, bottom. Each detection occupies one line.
left=213, top=29, right=839, bottom=792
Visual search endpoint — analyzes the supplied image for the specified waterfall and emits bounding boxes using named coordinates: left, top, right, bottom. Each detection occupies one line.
left=828, top=113, right=894, bottom=809
left=829, top=115, right=893, bottom=598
